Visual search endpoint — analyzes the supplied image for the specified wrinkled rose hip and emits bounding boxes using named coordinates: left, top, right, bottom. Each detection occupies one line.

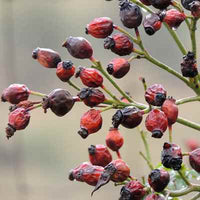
left=56, top=61, right=75, bottom=82
left=1, top=84, right=30, bottom=105
left=32, top=47, right=61, bottom=68
left=78, top=109, right=102, bottom=139
left=86, top=17, right=113, bottom=38
left=62, top=36, right=93, bottom=59
left=88, top=144, right=112, bottom=167
left=189, top=148, right=200, bottom=173
left=76, top=66, right=103, bottom=87
left=161, top=142, right=183, bottom=170
left=107, top=58, right=130, bottom=79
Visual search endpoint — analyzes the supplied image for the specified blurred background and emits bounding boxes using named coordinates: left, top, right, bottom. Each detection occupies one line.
left=0, top=0, right=200, bottom=199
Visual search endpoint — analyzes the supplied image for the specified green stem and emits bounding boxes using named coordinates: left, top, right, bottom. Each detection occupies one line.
left=176, top=96, right=200, bottom=105
left=67, top=80, right=80, bottom=91
left=30, top=90, right=47, bottom=97
left=178, top=170, right=191, bottom=186
left=177, top=117, right=200, bottom=131
left=169, top=125, right=173, bottom=143
left=190, top=193, right=200, bottom=200
left=26, top=103, right=42, bottom=111
left=101, top=85, right=120, bottom=102
left=133, top=48, right=145, bottom=55
left=100, top=105, right=114, bottom=113
left=139, top=151, right=154, bottom=170
left=164, top=23, right=187, bottom=55
left=128, top=55, right=142, bottom=63
left=190, top=18, right=197, bottom=58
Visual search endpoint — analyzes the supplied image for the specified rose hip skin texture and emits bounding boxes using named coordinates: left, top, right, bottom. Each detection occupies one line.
left=107, top=58, right=130, bottom=79
left=78, top=109, right=102, bottom=139
left=62, top=36, right=93, bottom=59
left=106, top=128, right=124, bottom=152
left=161, top=142, right=183, bottom=170
left=145, top=109, right=168, bottom=138
left=78, top=88, right=105, bottom=107
left=6, top=108, right=31, bottom=139
left=145, top=84, right=166, bottom=106
left=69, top=162, right=104, bottom=186
left=139, top=0, right=152, bottom=6
left=143, top=13, right=162, bottom=36
left=145, top=194, right=165, bottom=200
left=119, top=0, right=143, bottom=29
left=181, top=52, right=198, bottom=78
left=119, top=180, right=146, bottom=200
left=148, top=0, right=171, bottom=9
left=112, top=107, right=143, bottom=129
left=1, top=84, right=30, bottom=105
left=163, top=9, right=186, bottom=29
left=88, top=144, right=112, bottom=167
left=86, top=17, right=113, bottom=38
left=189, top=148, right=200, bottom=173
left=161, top=97, right=178, bottom=125
left=32, top=47, right=61, bottom=68
left=76, top=66, right=103, bottom=87
left=104, top=33, right=133, bottom=56
left=56, top=61, right=75, bottom=82
left=42, top=89, right=75, bottom=117
left=148, top=169, right=170, bottom=192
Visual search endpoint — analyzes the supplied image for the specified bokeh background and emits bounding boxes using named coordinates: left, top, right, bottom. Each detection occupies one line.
left=0, top=0, right=200, bottom=199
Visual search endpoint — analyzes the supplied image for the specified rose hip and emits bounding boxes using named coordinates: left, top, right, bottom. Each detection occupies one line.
left=189, top=148, right=200, bottom=173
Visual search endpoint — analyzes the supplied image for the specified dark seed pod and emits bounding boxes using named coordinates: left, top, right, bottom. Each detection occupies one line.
left=107, top=58, right=130, bottom=79
left=161, top=97, right=178, bottom=125
left=104, top=33, right=133, bottom=56
left=86, top=17, right=113, bottom=38
left=190, top=1, right=200, bottom=17
left=145, top=109, right=168, bottom=138
left=119, top=0, right=143, bottom=29
left=145, top=194, right=165, bottom=200
left=161, top=142, right=183, bottom=170
left=119, top=180, right=146, bottom=200
left=32, top=47, right=61, bottom=68
left=145, top=84, right=167, bottom=106
left=88, top=144, right=112, bottom=167
left=62, top=36, right=93, bottom=59
left=1, top=84, right=30, bottom=105
left=189, top=148, right=200, bottom=173
left=106, top=128, right=124, bottom=152
left=76, top=66, right=103, bottom=87
left=56, top=61, right=75, bottom=82
left=181, top=0, right=195, bottom=10
left=148, top=0, right=171, bottom=9
left=69, top=162, right=104, bottom=186
left=163, top=9, right=186, bottom=29
left=77, top=88, right=105, bottom=107
left=42, top=89, right=75, bottom=117
left=181, top=52, right=198, bottom=78
left=148, top=169, right=170, bottom=192
left=78, top=109, right=102, bottom=139
left=92, top=159, right=130, bottom=195
left=112, top=107, right=143, bottom=129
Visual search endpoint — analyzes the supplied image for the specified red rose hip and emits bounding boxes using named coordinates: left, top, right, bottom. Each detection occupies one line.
left=86, top=17, right=113, bottom=38
left=189, top=148, right=200, bottom=173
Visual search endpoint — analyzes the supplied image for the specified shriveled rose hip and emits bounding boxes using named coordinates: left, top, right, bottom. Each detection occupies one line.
left=86, top=17, right=113, bottom=38
left=1, top=84, right=30, bottom=105
left=32, top=47, right=61, bottom=68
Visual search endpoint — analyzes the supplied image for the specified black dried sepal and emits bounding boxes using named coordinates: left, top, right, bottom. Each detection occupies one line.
left=78, top=128, right=89, bottom=139
left=78, top=88, right=91, bottom=99
left=181, top=0, right=195, bottom=10
left=6, top=124, right=16, bottom=139
left=112, top=110, right=123, bottom=128
left=155, top=93, right=166, bottom=106
left=104, top=36, right=115, bottom=49
left=88, top=145, right=96, bottom=155
left=119, top=186, right=132, bottom=200
left=62, top=60, right=73, bottom=70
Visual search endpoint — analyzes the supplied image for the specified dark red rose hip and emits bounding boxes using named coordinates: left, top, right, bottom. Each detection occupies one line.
left=119, top=180, right=146, bottom=200
left=145, top=84, right=166, bottom=106
left=78, top=109, right=102, bottom=139
left=77, top=88, right=105, bottom=107
left=42, top=89, right=75, bottom=117
left=143, top=13, right=162, bottom=36
left=104, top=33, right=134, bottom=56
left=32, top=47, right=61, bottom=68
left=181, top=52, right=198, bottom=78
left=6, top=107, right=31, bottom=139
left=86, top=17, right=113, bottom=38
left=119, top=0, right=143, bottom=29
left=62, top=36, right=93, bottom=59
left=161, top=97, right=178, bottom=125
left=112, top=107, right=143, bottom=129
left=1, top=84, right=30, bottom=105
left=139, top=0, right=152, bottom=6
left=107, top=58, right=130, bottom=79
left=88, top=144, right=112, bottom=167
left=161, top=142, right=183, bottom=170
left=76, top=66, right=103, bottom=87
left=189, top=148, right=200, bottom=173
left=69, top=162, right=104, bottom=186
left=148, top=0, right=171, bottom=9
left=56, top=61, right=75, bottom=82
left=145, top=194, right=165, bottom=200
left=148, top=169, right=170, bottom=192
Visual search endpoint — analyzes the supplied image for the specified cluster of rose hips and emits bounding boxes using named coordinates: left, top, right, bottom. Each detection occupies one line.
left=1, top=0, right=200, bottom=199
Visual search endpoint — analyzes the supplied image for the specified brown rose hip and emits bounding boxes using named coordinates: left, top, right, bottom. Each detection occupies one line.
left=32, top=47, right=61, bottom=68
